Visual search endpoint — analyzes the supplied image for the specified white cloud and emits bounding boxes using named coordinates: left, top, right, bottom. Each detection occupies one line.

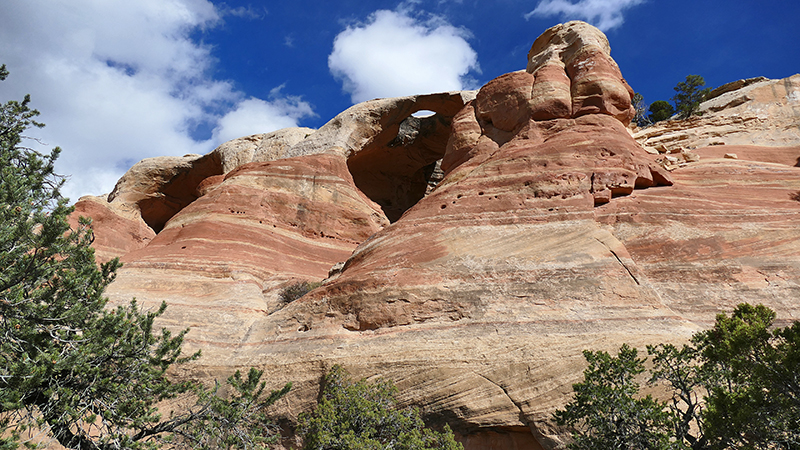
left=0, top=0, right=313, bottom=201
left=328, top=8, right=480, bottom=104
left=212, top=92, right=315, bottom=145
left=525, top=0, right=646, bottom=31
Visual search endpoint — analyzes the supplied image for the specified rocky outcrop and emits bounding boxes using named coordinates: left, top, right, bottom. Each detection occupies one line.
left=107, top=153, right=388, bottom=351
left=70, top=21, right=800, bottom=450
left=293, top=91, right=477, bottom=221
left=526, top=21, right=635, bottom=123
left=635, top=74, right=800, bottom=152
left=212, top=127, right=317, bottom=173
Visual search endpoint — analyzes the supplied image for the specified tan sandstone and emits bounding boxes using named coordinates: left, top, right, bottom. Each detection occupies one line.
left=635, top=74, right=800, bottom=152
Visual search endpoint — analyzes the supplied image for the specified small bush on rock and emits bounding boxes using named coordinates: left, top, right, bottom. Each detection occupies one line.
left=279, top=281, right=321, bottom=304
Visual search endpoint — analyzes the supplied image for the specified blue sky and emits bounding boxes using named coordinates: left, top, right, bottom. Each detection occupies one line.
left=1, top=0, right=798, bottom=201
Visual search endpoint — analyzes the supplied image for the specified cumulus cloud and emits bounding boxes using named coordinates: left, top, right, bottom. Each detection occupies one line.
left=0, top=0, right=312, bottom=201
left=213, top=89, right=315, bottom=144
left=525, top=0, right=646, bottom=31
left=328, top=7, right=480, bottom=104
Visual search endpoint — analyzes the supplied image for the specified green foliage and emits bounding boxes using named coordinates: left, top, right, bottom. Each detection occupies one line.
left=279, top=280, right=321, bottom=304
left=672, top=75, right=711, bottom=120
left=648, top=100, right=675, bottom=123
left=647, top=343, right=707, bottom=450
left=298, top=365, right=463, bottom=450
left=693, top=304, right=800, bottom=449
left=0, top=64, right=289, bottom=450
left=556, top=304, right=800, bottom=450
left=553, top=344, right=675, bottom=450
left=177, top=369, right=292, bottom=450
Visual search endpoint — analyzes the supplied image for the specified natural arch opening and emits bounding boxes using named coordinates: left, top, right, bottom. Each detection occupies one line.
left=347, top=112, right=453, bottom=222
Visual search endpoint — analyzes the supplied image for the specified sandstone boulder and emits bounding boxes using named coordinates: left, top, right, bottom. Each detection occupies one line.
left=527, top=20, right=635, bottom=123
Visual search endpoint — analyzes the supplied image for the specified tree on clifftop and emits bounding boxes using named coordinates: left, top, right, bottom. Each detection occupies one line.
left=0, top=63, right=289, bottom=450
left=648, top=100, right=675, bottom=123
left=672, top=75, right=711, bottom=120
left=632, top=92, right=650, bottom=127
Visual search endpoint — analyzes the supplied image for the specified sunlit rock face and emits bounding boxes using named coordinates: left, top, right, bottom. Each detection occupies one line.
left=70, top=21, right=800, bottom=450
left=634, top=74, right=800, bottom=153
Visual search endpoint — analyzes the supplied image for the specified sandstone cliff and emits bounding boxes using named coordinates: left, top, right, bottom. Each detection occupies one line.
left=71, top=21, right=800, bottom=450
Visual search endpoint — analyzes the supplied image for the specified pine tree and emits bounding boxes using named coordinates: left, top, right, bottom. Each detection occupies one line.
left=671, top=75, right=711, bottom=120
left=0, top=64, right=289, bottom=450
left=299, top=365, right=463, bottom=450
left=648, top=100, right=675, bottom=123
left=556, top=304, right=800, bottom=450
left=553, top=345, right=675, bottom=450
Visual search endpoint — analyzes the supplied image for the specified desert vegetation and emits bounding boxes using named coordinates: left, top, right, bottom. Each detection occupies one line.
left=634, top=75, right=712, bottom=126
left=0, top=64, right=290, bottom=450
left=555, top=303, right=800, bottom=450
left=298, top=365, right=463, bottom=450
left=3, top=60, right=798, bottom=450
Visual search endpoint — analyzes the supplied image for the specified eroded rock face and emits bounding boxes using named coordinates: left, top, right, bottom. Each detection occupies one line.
left=212, top=127, right=317, bottom=173
left=70, top=20, right=800, bottom=450
left=68, top=195, right=155, bottom=263
left=526, top=20, right=635, bottom=123
left=635, top=74, right=800, bottom=152
left=106, top=153, right=223, bottom=233
left=106, top=153, right=389, bottom=351
left=293, top=91, right=477, bottom=221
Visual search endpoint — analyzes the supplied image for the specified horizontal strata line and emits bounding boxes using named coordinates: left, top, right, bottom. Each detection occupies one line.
left=124, top=242, right=346, bottom=266
left=131, top=241, right=353, bottom=265
left=402, top=210, right=595, bottom=224
left=179, top=315, right=692, bottom=348
left=172, top=217, right=364, bottom=248
left=596, top=210, right=800, bottom=219
left=134, top=246, right=344, bottom=270
left=236, top=171, right=347, bottom=183
left=123, top=255, right=339, bottom=276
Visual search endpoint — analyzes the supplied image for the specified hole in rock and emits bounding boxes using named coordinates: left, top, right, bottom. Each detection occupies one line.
left=348, top=112, right=453, bottom=222
left=412, top=109, right=436, bottom=118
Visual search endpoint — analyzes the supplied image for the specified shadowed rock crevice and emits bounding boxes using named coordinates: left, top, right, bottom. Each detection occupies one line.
left=108, top=152, right=224, bottom=233
left=347, top=113, right=453, bottom=222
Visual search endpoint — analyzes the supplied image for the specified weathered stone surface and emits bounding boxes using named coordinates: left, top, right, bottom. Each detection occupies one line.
left=443, top=85, right=672, bottom=208
left=595, top=156, right=800, bottom=324
left=70, top=20, right=800, bottom=450
left=291, top=91, right=477, bottom=221
left=635, top=74, right=800, bottom=152
left=69, top=195, right=155, bottom=263
left=212, top=127, right=317, bottom=173
left=527, top=20, right=635, bottom=122
left=107, top=152, right=388, bottom=355
left=106, top=153, right=223, bottom=233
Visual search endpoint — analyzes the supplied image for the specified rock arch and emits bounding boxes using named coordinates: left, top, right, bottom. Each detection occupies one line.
left=288, top=91, right=477, bottom=222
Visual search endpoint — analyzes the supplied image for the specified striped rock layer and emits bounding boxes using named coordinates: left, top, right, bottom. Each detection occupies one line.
left=68, top=21, right=800, bottom=450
